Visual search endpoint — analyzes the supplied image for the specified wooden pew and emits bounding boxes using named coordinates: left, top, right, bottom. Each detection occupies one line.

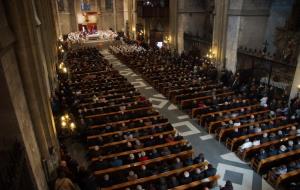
left=161, top=80, right=214, bottom=95
left=275, top=168, right=300, bottom=188
left=217, top=117, right=283, bottom=142
left=88, top=129, right=175, bottom=150
left=191, top=98, right=249, bottom=118
left=79, top=93, right=140, bottom=105
left=243, top=135, right=298, bottom=161
left=198, top=103, right=260, bottom=125
left=252, top=149, right=300, bottom=174
left=227, top=123, right=295, bottom=151
left=81, top=96, right=141, bottom=109
left=169, top=83, right=220, bottom=101
left=207, top=110, right=269, bottom=134
left=83, top=100, right=150, bottom=115
left=181, top=91, right=234, bottom=108
left=94, top=150, right=193, bottom=176
left=77, top=85, right=134, bottom=97
left=91, top=139, right=188, bottom=161
left=101, top=162, right=208, bottom=190
left=89, top=114, right=160, bottom=130
left=172, top=84, right=222, bottom=99
left=87, top=121, right=169, bottom=140
left=77, top=84, right=133, bottom=96
left=85, top=106, right=153, bottom=119
left=169, top=175, right=220, bottom=190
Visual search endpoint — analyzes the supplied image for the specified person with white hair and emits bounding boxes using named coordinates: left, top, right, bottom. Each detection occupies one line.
left=180, top=171, right=192, bottom=184
left=138, top=151, right=149, bottom=161
left=261, top=133, right=270, bottom=143
left=172, top=157, right=183, bottom=169
left=191, top=167, right=205, bottom=180
left=278, top=145, right=288, bottom=154
left=126, top=142, right=134, bottom=151
left=135, top=185, right=145, bottom=190
left=289, top=126, right=297, bottom=136
left=249, top=115, right=255, bottom=123
left=134, top=139, right=143, bottom=149
left=126, top=153, right=136, bottom=164
left=287, top=140, right=295, bottom=151
left=127, top=170, right=138, bottom=181
left=101, top=174, right=113, bottom=187
left=137, top=165, right=150, bottom=178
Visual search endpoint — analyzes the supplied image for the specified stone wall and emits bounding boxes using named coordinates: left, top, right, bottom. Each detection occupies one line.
left=264, top=0, right=294, bottom=54
left=224, top=0, right=272, bottom=72
left=57, top=0, right=126, bottom=33
left=0, top=0, right=60, bottom=189
left=177, top=0, right=211, bottom=53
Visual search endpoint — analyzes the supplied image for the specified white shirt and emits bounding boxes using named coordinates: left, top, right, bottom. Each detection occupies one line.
left=253, top=140, right=261, bottom=146
left=240, top=141, right=253, bottom=150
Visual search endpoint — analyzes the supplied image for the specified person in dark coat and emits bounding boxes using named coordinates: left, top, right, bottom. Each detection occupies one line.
left=180, top=171, right=192, bottom=184
left=221, top=180, right=233, bottom=190
left=204, top=164, right=217, bottom=177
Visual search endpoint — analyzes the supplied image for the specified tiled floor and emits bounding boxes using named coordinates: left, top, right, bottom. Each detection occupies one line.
left=100, top=49, right=275, bottom=190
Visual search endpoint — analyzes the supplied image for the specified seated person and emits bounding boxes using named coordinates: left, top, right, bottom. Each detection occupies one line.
left=278, top=145, right=288, bottom=154
left=257, top=148, right=268, bottom=160
left=110, top=156, right=123, bottom=167
left=238, top=138, right=253, bottom=152
left=193, top=153, right=205, bottom=163
left=167, top=176, right=179, bottom=188
left=137, top=165, right=150, bottom=178
left=180, top=171, right=193, bottom=184
left=100, top=174, right=113, bottom=187
left=172, top=157, right=183, bottom=169
left=287, top=140, right=295, bottom=151
left=204, top=164, right=217, bottom=177
left=260, top=133, right=269, bottom=144
left=268, top=145, right=278, bottom=156
left=191, top=168, right=205, bottom=180
left=294, top=140, right=300, bottom=149
left=127, top=170, right=138, bottom=181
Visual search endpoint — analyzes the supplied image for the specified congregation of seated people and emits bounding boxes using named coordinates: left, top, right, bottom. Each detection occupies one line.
left=53, top=47, right=220, bottom=190
left=109, top=43, right=300, bottom=190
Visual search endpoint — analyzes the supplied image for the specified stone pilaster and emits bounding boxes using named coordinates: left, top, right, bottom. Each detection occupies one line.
left=169, top=0, right=178, bottom=50
left=212, top=0, right=229, bottom=71
left=113, top=0, right=117, bottom=31
left=289, top=54, right=300, bottom=100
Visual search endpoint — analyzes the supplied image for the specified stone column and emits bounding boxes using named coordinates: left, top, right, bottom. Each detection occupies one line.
left=128, top=0, right=137, bottom=39
left=70, top=0, right=78, bottom=31
left=169, top=0, right=178, bottom=50
left=212, top=0, right=229, bottom=72
left=52, top=0, right=62, bottom=36
left=3, top=0, right=60, bottom=182
left=289, top=54, right=300, bottom=100
left=0, top=0, right=62, bottom=189
left=123, top=0, right=129, bottom=32
left=113, top=0, right=117, bottom=31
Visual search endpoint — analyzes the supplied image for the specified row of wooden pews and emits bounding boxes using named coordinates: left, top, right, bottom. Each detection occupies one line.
left=110, top=45, right=300, bottom=189
left=64, top=47, right=220, bottom=190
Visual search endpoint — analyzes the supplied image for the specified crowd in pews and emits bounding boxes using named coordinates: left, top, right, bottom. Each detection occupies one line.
left=110, top=44, right=300, bottom=190
left=53, top=47, right=221, bottom=190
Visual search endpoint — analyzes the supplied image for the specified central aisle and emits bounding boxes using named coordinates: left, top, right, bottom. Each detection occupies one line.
left=100, top=49, right=274, bottom=190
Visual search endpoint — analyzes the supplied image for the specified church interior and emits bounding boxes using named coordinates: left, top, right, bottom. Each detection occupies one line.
left=1, top=0, right=300, bottom=190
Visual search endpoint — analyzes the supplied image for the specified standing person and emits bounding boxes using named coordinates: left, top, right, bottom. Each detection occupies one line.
left=221, top=181, right=233, bottom=190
